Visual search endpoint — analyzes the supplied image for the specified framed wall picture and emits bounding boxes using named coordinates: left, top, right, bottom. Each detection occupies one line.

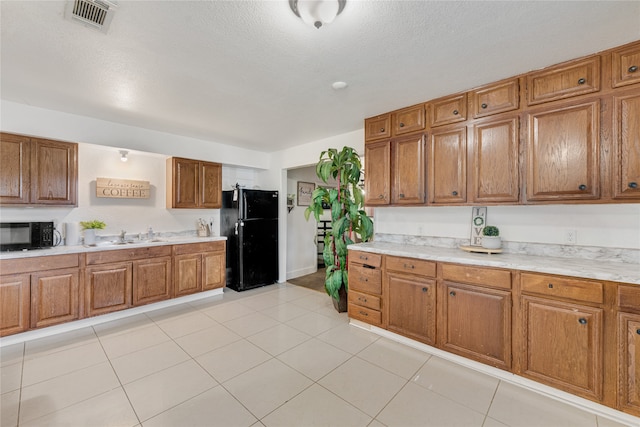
left=297, top=181, right=315, bottom=206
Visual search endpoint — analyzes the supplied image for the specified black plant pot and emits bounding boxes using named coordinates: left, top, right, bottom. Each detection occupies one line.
left=332, top=286, right=348, bottom=313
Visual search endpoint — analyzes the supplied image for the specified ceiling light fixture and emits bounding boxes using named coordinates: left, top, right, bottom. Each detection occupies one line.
left=289, top=0, right=346, bottom=29
left=119, top=150, right=128, bottom=162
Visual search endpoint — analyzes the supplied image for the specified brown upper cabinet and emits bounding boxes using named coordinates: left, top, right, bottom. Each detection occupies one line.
left=526, top=56, right=600, bottom=106
left=0, top=133, right=78, bottom=206
left=612, top=41, right=640, bottom=88
left=364, top=114, right=391, bottom=142
left=167, top=157, right=222, bottom=209
left=392, top=104, right=426, bottom=136
left=429, top=93, right=467, bottom=127
left=471, top=79, right=520, bottom=118
left=428, top=125, right=467, bottom=204
left=612, top=92, right=640, bottom=199
left=392, top=134, right=426, bottom=204
left=364, top=140, right=391, bottom=205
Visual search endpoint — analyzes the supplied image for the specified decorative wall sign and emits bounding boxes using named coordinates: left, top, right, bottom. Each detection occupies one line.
left=96, top=178, right=150, bottom=199
left=470, top=206, right=487, bottom=246
left=297, top=181, right=315, bottom=206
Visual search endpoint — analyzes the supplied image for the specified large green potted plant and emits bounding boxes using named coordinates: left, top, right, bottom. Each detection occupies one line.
left=304, top=147, right=374, bottom=312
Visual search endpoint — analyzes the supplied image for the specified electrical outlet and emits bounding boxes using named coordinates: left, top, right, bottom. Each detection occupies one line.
left=417, top=226, right=423, bottom=235
left=565, top=229, right=577, bottom=245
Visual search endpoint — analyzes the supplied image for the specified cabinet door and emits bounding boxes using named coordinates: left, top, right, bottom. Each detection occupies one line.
left=612, top=93, right=640, bottom=199
left=0, top=133, right=30, bottom=205
left=365, top=114, right=391, bottom=142
left=429, top=126, right=466, bottom=204
left=31, top=268, right=80, bottom=329
left=174, top=254, right=202, bottom=297
left=471, top=79, right=519, bottom=119
left=439, top=282, right=511, bottom=370
left=392, top=134, right=425, bottom=204
left=526, top=100, right=600, bottom=201
left=200, top=161, right=222, bottom=208
left=133, top=257, right=172, bottom=306
left=85, top=263, right=132, bottom=317
left=471, top=117, right=520, bottom=203
left=171, top=158, right=199, bottom=208
left=0, top=274, right=30, bottom=336
left=526, top=56, right=600, bottom=105
left=364, top=140, right=391, bottom=205
left=612, top=41, right=640, bottom=88
left=202, top=251, right=225, bottom=290
left=392, top=105, right=425, bottom=136
left=387, top=273, right=436, bottom=345
left=430, top=94, right=467, bottom=127
left=31, top=138, right=78, bottom=206
left=521, top=296, right=603, bottom=401
left=618, top=313, right=640, bottom=415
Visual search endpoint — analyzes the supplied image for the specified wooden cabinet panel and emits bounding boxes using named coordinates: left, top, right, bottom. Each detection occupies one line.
left=348, top=290, right=381, bottom=311
left=349, top=264, right=382, bottom=294
left=612, top=92, right=640, bottom=199
left=612, top=41, right=640, bottom=88
left=618, top=313, right=640, bottom=415
left=85, top=263, right=132, bottom=317
left=392, top=134, right=425, bottom=204
left=200, top=162, right=222, bottom=208
left=439, top=281, right=511, bottom=369
left=471, top=79, right=520, bottom=118
left=364, top=140, right=391, bottom=205
left=618, top=285, right=640, bottom=313
left=521, top=272, right=603, bottom=304
left=442, top=264, right=511, bottom=290
left=348, top=249, right=383, bottom=327
left=521, top=296, right=603, bottom=400
left=526, top=56, right=600, bottom=105
left=365, top=114, right=391, bottom=142
left=170, top=157, right=199, bottom=208
left=0, top=254, right=79, bottom=276
left=31, top=139, right=78, bottom=205
left=471, top=117, right=520, bottom=203
left=348, top=302, right=382, bottom=325
left=132, top=257, right=172, bottom=306
left=0, top=274, right=30, bottom=336
left=386, top=256, right=435, bottom=277
left=526, top=100, right=600, bottom=201
left=174, top=254, right=201, bottom=297
left=202, top=251, right=225, bottom=290
left=0, top=133, right=30, bottom=204
left=429, top=126, right=467, bottom=203
left=430, top=94, right=467, bottom=127
left=30, top=268, right=79, bottom=329
left=349, top=251, right=382, bottom=268
left=86, top=245, right=171, bottom=265
left=388, top=273, right=436, bottom=345
left=392, top=104, right=425, bottom=135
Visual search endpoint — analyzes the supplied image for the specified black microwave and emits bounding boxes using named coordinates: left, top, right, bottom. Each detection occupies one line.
left=0, top=222, right=55, bottom=251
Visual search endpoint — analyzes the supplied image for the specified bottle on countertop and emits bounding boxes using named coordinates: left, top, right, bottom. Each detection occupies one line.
left=147, top=226, right=154, bottom=240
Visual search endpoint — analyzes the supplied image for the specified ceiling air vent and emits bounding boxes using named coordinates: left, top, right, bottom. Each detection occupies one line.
left=65, top=0, right=117, bottom=33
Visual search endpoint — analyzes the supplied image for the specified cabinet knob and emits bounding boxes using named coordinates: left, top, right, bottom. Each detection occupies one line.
left=452, top=191, right=458, bottom=196
left=399, top=122, right=405, bottom=128
left=449, top=291, right=456, bottom=296
left=578, top=184, right=587, bottom=191
left=380, top=128, right=385, bottom=132
left=629, top=65, right=638, bottom=73
left=578, top=318, right=587, bottom=325
left=378, top=194, right=384, bottom=199
left=453, top=110, right=459, bottom=115
left=629, top=182, right=638, bottom=189
left=404, top=264, right=415, bottom=269
left=481, top=103, right=488, bottom=109
left=548, top=283, right=554, bottom=289
left=636, top=328, right=640, bottom=335
left=422, top=287, right=428, bottom=292
left=399, top=193, right=405, bottom=198
left=577, top=78, right=586, bottom=85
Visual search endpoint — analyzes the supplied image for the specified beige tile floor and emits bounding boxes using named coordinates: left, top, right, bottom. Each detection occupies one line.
left=1, top=283, right=637, bottom=427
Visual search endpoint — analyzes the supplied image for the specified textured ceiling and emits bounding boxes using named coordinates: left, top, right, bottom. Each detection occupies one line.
left=1, top=1, right=639, bottom=152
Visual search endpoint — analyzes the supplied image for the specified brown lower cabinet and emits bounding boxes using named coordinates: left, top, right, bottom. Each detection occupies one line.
left=348, top=249, right=639, bottom=417
left=0, top=273, right=30, bottom=336
left=31, top=268, right=80, bottom=329
left=132, top=257, right=172, bottom=306
left=173, top=241, right=226, bottom=297
left=85, top=263, right=133, bottom=317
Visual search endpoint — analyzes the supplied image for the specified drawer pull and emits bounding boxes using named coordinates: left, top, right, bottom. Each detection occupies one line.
left=359, top=311, right=368, bottom=317
left=577, top=78, right=586, bottom=85
left=481, top=103, right=488, bottom=109
left=578, top=318, right=587, bottom=325
left=449, top=291, right=456, bottom=297
left=422, top=287, right=428, bottom=292
left=399, top=122, right=405, bottom=128
left=404, top=264, right=414, bottom=269
left=359, top=255, right=368, bottom=260
left=578, top=184, right=587, bottom=191
left=629, top=65, right=638, bottom=73
left=637, top=329, right=640, bottom=335
left=359, top=297, right=367, bottom=303
left=548, top=283, right=553, bottom=288
left=453, top=109, right=459, bottom=115
left=629, top=182, right=638, bottom=189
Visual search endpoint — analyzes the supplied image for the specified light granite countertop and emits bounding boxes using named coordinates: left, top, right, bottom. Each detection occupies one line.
left=0, top=236, right=227, bottom=260
left=350, top=241, right=640, bottom=285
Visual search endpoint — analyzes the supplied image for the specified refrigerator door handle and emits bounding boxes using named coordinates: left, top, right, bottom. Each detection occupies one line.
left=234, top=222, right=239, bottom=235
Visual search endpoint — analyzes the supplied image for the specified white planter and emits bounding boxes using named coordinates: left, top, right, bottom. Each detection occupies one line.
left=481, top=236, right=501, bottom=249
left=83, top=229, right=96, bottom=245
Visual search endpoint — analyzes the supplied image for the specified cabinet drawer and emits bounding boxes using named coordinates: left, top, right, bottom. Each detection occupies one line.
left=612, top=41, right=640, bottom=88
left=348, top=303, right=382, bottom=326
left=442, top=264, right=511, bottom=290
left=526, top=56, right=600, bottom=105
left=365, top=114, right=391, bottom=142
left=471, top=79, right=519, bottom=118
left=392, top=104, right=426, bottom=135
left=173, top=240, right=225, bottom=255
left=0, top=254, right=80, bottom=275
left=521, top=273, right=603, bottom=304
left=618, top=284, right=640, bottom=312
left=349, top=265, right=381, bottom=294
left=386, top=256, right=435, bottom=277
left=349, top=251, right=382, bottom=268
left=86, top=245, right=172, bottom=265
left=348, top=290, right=381, bottom=311
left=430, top=94, right=467, bottom=127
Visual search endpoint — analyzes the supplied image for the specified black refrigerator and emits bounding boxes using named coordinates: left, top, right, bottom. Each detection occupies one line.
left=221, top=188, right=279, bottom=291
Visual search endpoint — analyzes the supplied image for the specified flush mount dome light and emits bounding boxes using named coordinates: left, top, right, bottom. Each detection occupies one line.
left=289, top=0, right=346, bottom=29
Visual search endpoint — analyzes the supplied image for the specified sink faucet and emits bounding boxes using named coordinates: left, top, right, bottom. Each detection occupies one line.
left=119, top=230, right=126, bottom=243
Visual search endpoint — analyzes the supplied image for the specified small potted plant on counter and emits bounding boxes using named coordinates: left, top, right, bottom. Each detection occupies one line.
left=80, top=220, right=106, bottom=245
left=481, top=225, right=501, bottom=249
